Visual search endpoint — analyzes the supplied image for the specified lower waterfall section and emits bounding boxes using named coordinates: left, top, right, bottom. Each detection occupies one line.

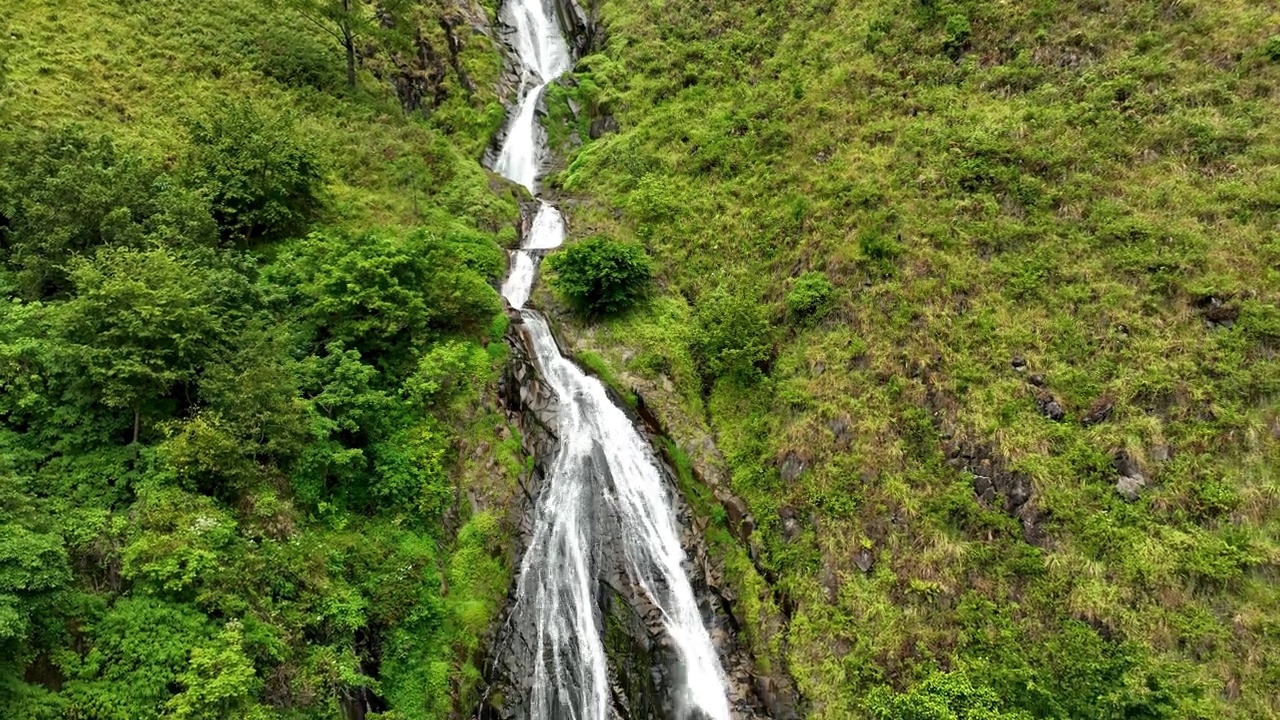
left=481, top=290, right=783, bottom=720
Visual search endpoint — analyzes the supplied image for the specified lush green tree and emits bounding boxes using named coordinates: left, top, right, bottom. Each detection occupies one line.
left=0, top=476, right=70, bottom=661
left=52, top=247, right=252, bottom=443
left=184, top=101, right=324, bottom=243
left=60, top=597, right=214, bottom=719
left=546, top=235, right=653, bottom=316
left=275, top=0, right=409, bottom=88
left=165, top=621, right=261, bottom=720
left=271, top=228, right=499, bottom=371
left=0, top=127, right=217, bottom=297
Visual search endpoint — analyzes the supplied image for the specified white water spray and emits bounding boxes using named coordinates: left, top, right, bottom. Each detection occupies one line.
left=492, top=1, right=731, bottom=718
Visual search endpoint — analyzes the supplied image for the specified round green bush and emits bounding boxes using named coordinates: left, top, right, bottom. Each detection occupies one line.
left=546, top=235, right=652, bottom=316
left=786, top=271, right=835, bottom=322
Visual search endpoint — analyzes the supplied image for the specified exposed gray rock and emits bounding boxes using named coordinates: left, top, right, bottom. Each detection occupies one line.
left=829, top=416, right=852, bottom=446
left=853, top=548, right=875, bottom=574
left=779, top=452, right=806, bottom=483
left=1112, top=450, right=1141, bottom=479
left=1116, top=474, right=1145, bottom=502
left=722, top=494, right=756, bottom=543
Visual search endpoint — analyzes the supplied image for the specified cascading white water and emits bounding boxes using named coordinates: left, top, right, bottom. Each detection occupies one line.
left=491, top=1, right=732, bottom=718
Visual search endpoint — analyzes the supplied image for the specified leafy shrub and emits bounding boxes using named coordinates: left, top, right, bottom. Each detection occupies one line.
left=1266, top=35, right=1280, bottom=63
left=864, top=670, right=1023, bottom=719
left=546, top=235, right=653, bottom=316
left=858, top=228, right=904, bottom=278
left=0, top=126, right=217, bottom=297
left=251, top=25, right=341, bottom=90
left=691, top=286, right=772, bottom=383
left=269, top=228, right=499, bottom=369
left=943, top=12, right=972, bottom=57
left=785, top=271, right=835, bottom=322
left=54, top=246, right=249, bottom=436
left=184, top=100, right=324, bottom=243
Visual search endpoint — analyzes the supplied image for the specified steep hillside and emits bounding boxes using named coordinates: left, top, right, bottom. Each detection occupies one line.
left=0, top=0, right=527, bottom=717
left=542, top=0, right=1280, bottom=717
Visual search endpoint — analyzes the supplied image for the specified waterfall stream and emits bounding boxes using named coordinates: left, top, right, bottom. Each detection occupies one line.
left=489, top=1, right=732, bottom=718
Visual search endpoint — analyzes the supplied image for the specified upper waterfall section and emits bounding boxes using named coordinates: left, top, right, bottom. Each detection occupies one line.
left=492, top=0, right=573, bottom=194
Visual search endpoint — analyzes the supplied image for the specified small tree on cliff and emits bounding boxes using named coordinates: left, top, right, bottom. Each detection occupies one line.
left=277, top=0, right=405, bottom=88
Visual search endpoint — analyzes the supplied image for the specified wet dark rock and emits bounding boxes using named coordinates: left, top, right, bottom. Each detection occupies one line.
left=589, top=114, right=620, bottom=139
left=1011, top=355, right=1027, bottom=371
left=1035, top=388, right=1066, bottom=421
left=1082, top=394, right=1115, bottom=425
left=552, top=0, right=598, bottom=56
left=723, top=494, right=756, bottom=543
left=1028, top=373, right=1046, bottom=387
left=1200, top=296, right=1240, bottom=329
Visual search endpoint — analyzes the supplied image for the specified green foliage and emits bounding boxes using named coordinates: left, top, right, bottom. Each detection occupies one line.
left=546, top=235, right=653, bottom=316
left=0, top=521, right=69, bottom=644
left=60, top=597, right=215, bottom=719
left=52, top=246, right=250, bottom=436
left=786, top=271, right=835, bottom=322
left=184, top=100, right=324, bottom=243
left=1267, top=36, right=1280, bottom=63
left=865, top=670, right=1027, bottom=720
left=165, top=621, right=260, bottom=720
left=272, top=228, right=500, bottom=370
left=691, top=286, right=773, bottom=383
left=0, top=0, right=518, bottom=716
left=251, top=23, right=343, bottom=90
left=0, top=126, right=217, bottom=297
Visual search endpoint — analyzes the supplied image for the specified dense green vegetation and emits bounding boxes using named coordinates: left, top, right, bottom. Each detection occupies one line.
left=0, top=0, right=523, bottom=717
left=544, top=234, right=653, bottom=315
left=4, top=0, right=1279, bottom=717
left=546, top=0, right=1280, bottom=716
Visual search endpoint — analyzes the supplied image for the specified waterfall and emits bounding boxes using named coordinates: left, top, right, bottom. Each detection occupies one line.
left=489, top=1, right=732, bottom=718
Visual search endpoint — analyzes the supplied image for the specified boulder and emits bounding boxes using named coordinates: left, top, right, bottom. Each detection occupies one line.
left=779, top=452, right=806, bottom=482
left=1116, top=474, right=1145, bottom=502
left=1035, top=388, right=1066, bottom=421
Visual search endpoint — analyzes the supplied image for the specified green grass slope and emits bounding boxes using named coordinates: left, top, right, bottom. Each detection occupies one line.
left=547, top=0, right=1280, bottom=716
